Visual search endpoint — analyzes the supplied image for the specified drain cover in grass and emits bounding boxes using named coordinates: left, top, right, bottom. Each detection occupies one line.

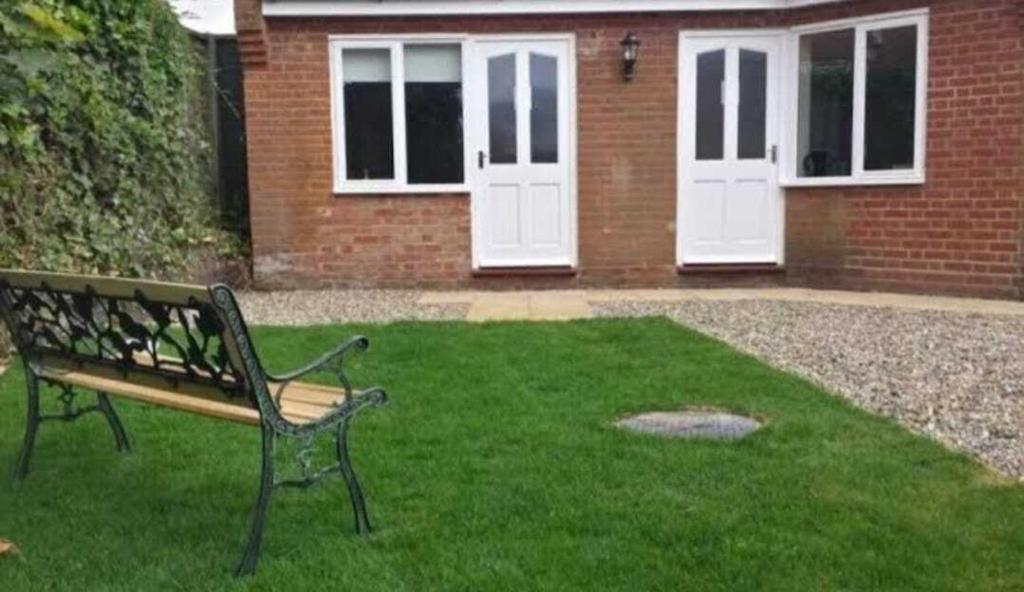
left=617, top=410, right=760, bottom=440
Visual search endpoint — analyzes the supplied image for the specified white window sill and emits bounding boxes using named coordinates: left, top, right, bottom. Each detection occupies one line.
left=333, top=183, right=470, bottom=195
left=779, top=174, right=925, bottom=188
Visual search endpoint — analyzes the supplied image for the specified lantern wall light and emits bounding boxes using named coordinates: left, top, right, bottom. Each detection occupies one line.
left=620, top=31, right=641, bottom=81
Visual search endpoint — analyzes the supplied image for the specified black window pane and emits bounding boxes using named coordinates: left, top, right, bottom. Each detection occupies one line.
left=488, top=53, right=517, bottom=164
left=797, top=29, right=854, bottom=177
left=405, top=44, right=463, bottom=184
left=696, top=49, right=725, bottom=161
left=343, top=48, right=394, bottom=180
left=865, top=25, right=918, bottom=171
left=530, top=53, right=558, bottom=163
left=738, top=49, right=767, bottom=160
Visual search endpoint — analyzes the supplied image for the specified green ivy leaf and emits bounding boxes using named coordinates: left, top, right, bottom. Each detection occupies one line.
left=19, top=3, right=86, bottom=43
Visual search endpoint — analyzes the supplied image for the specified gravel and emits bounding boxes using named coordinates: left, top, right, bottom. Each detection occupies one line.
left=236, top=290, right=468, bottom=325
left=594, top=299, right=1024, bottom=480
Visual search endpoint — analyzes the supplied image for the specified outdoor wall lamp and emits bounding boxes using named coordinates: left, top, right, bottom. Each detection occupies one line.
left=620, top=31, right=641, bottom=81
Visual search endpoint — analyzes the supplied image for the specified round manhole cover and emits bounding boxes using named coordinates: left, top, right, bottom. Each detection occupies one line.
left=617, top=410, right=761, bottom=440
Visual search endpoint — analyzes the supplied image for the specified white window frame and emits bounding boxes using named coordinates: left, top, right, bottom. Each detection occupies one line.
left=779, top=8, right=929, bottom=187
left=328, top=35, right=471, bottom=194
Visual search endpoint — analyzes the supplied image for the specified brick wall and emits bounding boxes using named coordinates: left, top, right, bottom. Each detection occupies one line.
left=237, top=0, right=1024, bottom=297
left=786, top=0, right=1024, bottom=298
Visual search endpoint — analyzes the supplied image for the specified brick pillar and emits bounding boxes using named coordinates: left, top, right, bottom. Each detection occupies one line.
left=234, top=0, right=268, bottom=66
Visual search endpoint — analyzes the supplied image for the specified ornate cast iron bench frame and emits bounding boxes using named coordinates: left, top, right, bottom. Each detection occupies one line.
left=0, top=270, right=388, bottom=575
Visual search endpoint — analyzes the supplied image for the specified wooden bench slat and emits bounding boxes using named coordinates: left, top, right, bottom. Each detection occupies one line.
left=37, top=362, right=349, bottom=426
left=279, top=399, right=335, bottom=423
left=271, top=382, right=344, bottom=406
left=38, top=367, right=262, bottom=425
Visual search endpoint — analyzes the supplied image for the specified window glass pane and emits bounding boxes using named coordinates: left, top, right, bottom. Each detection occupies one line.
left=865, top=25, right=917, bottom=171
left=404, top=44, right=464, bottom=184
left=488, top=53, right=517, bottom=164
left=695, top=49, right=725, bottom=161
left=738, top=49, right=767, bottom=160
left=530, top=53, right=558, bottom=164
left=797, top=29, right=854, bottom=177
left=343, top=48, right=394, bottom=180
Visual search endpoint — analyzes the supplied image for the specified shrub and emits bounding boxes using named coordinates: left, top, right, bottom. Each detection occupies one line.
left=0, top=0, right=236, bottom=360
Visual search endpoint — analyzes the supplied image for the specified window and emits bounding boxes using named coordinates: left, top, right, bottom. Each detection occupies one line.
left=342, top=49, right=394, bottom=181
left=695, top=49, right=725, bottom=161
left=787, top=11, right=928, bottom=185
left=797, top=29, right=854, bottom=177
left=737, top=49, right=768, bottom=160
left=530, top=53, right=559, bottom=163
left=331, top=39, right=466, bottom=192
left=864, top=25, right=918, bottom=172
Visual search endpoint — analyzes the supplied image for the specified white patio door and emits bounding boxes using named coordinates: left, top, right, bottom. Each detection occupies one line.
left=470, top=38, right=575, bottom=268
left=677, top=34, right=783, bottom=265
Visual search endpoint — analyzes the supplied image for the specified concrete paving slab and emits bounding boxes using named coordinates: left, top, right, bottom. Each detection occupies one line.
left=465, top=292, right=531, bottom=321
left=418, top=291, right=480, bottom=305
left=423, top=287, right=1024, bottom=321
left=529, top=292, right=592, bottom=320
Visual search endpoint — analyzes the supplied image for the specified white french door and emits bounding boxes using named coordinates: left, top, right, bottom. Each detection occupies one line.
left=677, top=33, right=783, bottom=265
left=469, top=37, right=575, bottom=268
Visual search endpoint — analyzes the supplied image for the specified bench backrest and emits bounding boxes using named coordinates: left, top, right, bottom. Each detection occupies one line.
left=0, top=270, right=277, bottom=419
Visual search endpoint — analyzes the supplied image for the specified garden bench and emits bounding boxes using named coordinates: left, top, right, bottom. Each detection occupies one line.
left=0, top=270, right=388, bottom=575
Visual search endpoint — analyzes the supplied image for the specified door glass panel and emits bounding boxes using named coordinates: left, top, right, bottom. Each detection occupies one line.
left=865, top=25, right=917, bottom=171
left=343, top=48, right=394, bottom=180
left=404, top=44, right=464, bottom=184
left=797, top=28, right=854, bottom=177
left=488, top=53, right=517, bottom=164
left=737, top=49, right=767, bottom=160
left=530, top=53, right=558, bottom=164
left=695, top=49, right=725, bottom=161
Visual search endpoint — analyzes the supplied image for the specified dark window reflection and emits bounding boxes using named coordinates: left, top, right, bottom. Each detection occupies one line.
left=530, top=53, right=558, bottom=163
left=405, top=44, right=464, bottom=184
left=488, top=53, right=517, bottom=164
left=738, top=49, right=767, bottom=160
left=797, top=29, right=854, bottom=177
left=343, top=48, right=394, bottom=180
left=696, top=49, right=725, bottom=161
left=865, top=25, right=917, bottom=171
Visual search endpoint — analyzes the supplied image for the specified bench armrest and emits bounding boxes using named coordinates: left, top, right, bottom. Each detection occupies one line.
left=319, top=385, right=389, bottom=425
left=265, top=335, right=369, bottom=397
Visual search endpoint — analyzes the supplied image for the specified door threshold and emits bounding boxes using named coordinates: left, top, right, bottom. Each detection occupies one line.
left=677, top=263, right=784, bottom=275
left=472, top=266, right=578, bottom=278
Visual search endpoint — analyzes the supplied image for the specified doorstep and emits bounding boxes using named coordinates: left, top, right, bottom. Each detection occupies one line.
left=676, top=263, right=785, bottom=275
left=471, top=266, right=578, bottom=278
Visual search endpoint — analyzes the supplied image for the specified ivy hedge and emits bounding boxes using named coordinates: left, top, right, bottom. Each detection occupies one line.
left=1, top=1, right=240, bottom=357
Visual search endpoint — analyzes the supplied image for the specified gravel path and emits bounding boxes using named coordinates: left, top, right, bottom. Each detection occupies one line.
left=236, top=290, right=468, bottom=325
left=595, top=300, right=1024, bottom=480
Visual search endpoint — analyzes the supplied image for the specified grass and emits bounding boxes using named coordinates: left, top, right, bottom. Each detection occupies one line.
left=0, top=318, right=1022, bottom=591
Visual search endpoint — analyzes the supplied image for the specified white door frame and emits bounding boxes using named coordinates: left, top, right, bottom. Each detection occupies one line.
left=468, top=33, right=578, bottom=269
left=676, top=29, right=787, bottom=267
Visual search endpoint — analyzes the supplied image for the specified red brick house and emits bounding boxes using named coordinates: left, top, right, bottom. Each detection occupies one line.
left=233, top=0, right=1024, bottom=298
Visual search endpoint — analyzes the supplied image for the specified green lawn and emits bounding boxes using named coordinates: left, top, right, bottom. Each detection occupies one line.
left=0, top=318, right=1022, bottom=591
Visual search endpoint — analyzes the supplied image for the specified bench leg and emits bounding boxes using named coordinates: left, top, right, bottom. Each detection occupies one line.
left=237, top=424, right=275, bottom=577
left=12, top=369, right=41, bottom=484
left=96, top=392, right=131, bottom=452
left=336, top=417, right=371, bottom=535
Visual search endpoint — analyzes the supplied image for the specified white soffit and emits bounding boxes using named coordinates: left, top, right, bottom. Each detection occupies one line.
left=263, top=0, right=849, bottom=18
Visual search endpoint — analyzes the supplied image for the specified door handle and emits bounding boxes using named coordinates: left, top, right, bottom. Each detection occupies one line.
left=478, top=150, right=488, bottom=169
left=770, top=144, right=778, bottom=164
